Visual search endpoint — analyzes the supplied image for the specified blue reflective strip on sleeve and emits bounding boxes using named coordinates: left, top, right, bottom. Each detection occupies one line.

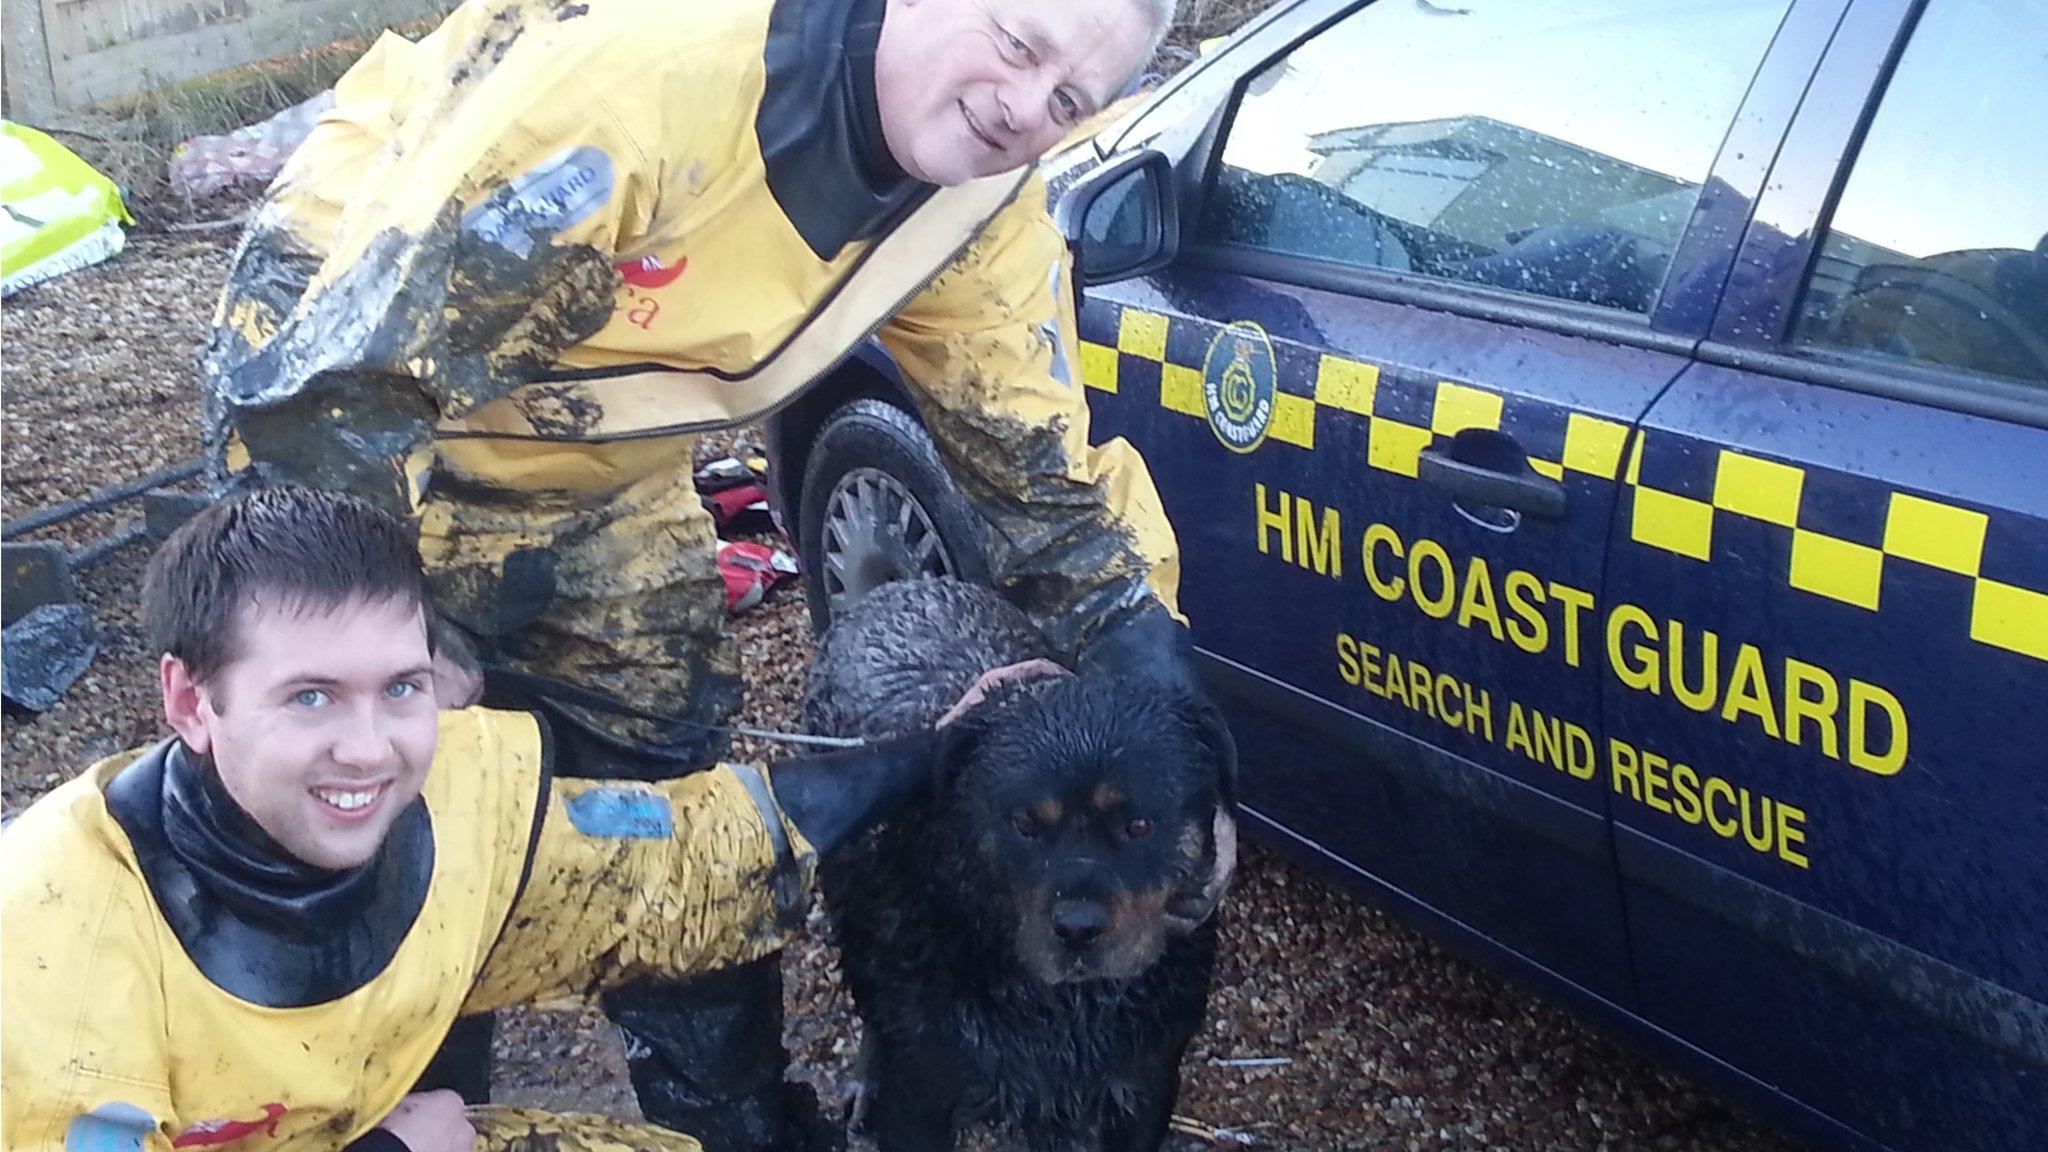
left=564, top=788, right=674, bottom=839
left=1044, top=265, right=1076, bottom=386
left=66, top=1103, right=155, bottom=1152
left=726, top=764, right=791, bottom=872
left=726, top=763, right=806, bottom=922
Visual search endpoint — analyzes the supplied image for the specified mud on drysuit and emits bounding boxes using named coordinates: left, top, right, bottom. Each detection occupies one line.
left=0, top=708, right=939, bottom=1152
left=203, top=0, right=1185, bottom=748
left=199, top=0, right=1190, bottom=1140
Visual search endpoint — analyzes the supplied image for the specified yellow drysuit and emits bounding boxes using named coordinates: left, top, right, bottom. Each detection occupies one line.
left=0, top=709, right=811, bottom=1152
left=204, top=0, right=1181, bottom=753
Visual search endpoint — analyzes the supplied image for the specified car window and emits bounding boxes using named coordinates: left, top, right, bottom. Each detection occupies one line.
left=1196, top=0, right=1796, bottom=314
left=1789, top=0, right=2048, bottom=389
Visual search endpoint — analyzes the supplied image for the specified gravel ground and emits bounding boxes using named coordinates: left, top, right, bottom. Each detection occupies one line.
left=2, top=230, right=1805, bottom=1152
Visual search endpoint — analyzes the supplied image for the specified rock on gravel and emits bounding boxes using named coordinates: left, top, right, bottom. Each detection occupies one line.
left=2, top=603, right=100, bottom=712
left=3, top=235, right=1803, bottom=1152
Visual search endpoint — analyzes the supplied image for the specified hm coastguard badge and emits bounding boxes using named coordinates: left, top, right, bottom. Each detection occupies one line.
left=1203, top=321, right=1276, bottom=453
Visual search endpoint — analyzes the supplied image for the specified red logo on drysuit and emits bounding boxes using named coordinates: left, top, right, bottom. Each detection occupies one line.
left=173, top=1104, right=287, bottom=1147
left=615, top=254, right=687, bottom=289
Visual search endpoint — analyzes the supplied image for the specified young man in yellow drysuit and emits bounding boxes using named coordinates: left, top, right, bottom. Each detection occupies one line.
left=0, top=486, right=961, bottom=1152
left=199, top=0, right=1208, bottom=1143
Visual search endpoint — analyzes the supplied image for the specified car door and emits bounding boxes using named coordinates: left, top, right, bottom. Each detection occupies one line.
left=1075, top=0, right=1821, bottom=1009
left=1603, top=0, right=2048, bottom=1148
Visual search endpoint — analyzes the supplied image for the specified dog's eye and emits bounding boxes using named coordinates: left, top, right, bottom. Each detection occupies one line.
left=1124, top=818, right=1155, bottom=840
left=1012, top=813, right=1042, bottom=839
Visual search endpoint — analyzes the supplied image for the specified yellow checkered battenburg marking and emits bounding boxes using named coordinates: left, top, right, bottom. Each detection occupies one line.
left=1270, top=393, right=1316, bottom=449
left=1971, top=580, right=2048, bottom=661
left=1367, top=417, right=1433, bottom=478
left=1116, top=309, right=1168, bottom=361
left=1315, top=355, right=1377, bottom=415
left=1714, top=451, right=1804, bottom=528
left=1160, top=364, right=1203, bottom=417
left=1080, top=342, right=1118, bottom=394
left=1884, top=493, right=1985, bottom=576
left=1627, top=437, right=2048, bottom=662
left=1081, top=307, right=2048, bottom=664
left=1431, top=382, right=1502, bottom=437
left=1631, top=485, right=1715, bottom=562
left=1790, top=529, right=1883, bottom=612
left=1563, top=413, right=1628, bottom=479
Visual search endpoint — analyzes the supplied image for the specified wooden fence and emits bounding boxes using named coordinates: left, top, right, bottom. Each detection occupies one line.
left=3, top=0, right=452, bottom=120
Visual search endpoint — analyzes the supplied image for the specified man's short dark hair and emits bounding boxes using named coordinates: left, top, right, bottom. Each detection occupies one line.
left=142, top=486, right=429, bottom=686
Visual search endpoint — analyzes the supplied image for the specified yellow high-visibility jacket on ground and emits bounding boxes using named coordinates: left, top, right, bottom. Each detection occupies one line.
left=207, top=0, right=1179, bottom=712
left=0, top=709, right=811, bottom=1152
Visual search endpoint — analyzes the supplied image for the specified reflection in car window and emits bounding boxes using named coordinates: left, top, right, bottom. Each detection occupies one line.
left=1790, top=0, right=2048, bottom=388
left=1199, top=0, right=1794, bottom=314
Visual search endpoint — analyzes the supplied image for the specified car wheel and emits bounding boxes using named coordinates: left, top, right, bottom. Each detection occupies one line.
left=797, top=398, right=990, bottom=630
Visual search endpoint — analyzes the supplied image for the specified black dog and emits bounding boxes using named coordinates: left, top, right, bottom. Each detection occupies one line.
left=802, top=579, right=1235, bottom=1152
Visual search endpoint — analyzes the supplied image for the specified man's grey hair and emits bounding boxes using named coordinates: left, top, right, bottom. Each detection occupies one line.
left=1122, top=0, right=1187, bottom=88
left=1130, top=0, right=1178, bottom=66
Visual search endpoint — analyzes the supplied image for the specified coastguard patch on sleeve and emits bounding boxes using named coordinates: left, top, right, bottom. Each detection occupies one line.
left=1203, top=321, right=1276, bottom=454
left=565, top=787, right=674, bottom=839
left=462, top=145, right=616, bottom=259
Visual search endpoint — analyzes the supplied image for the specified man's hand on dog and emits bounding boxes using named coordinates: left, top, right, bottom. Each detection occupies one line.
left=936, top=659, right=1071, bottom=728
left=375, top=1090, right=476, bottom=1152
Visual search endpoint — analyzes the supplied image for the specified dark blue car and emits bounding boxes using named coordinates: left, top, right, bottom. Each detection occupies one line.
left=769, top=2, right=2048, bottom=1148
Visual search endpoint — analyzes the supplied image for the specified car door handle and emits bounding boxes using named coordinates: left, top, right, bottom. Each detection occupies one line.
left=1418, top=445, right=1567, bottom=520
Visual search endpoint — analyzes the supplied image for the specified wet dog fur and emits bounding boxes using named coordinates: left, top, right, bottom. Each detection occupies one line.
left=802, top=579, right=1233, bottom=1152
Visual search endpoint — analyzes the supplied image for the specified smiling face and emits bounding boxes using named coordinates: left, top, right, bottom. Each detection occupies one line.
left=163, top=593, right=440, bottom=871
left=874, top=0, right=1155, bottom=185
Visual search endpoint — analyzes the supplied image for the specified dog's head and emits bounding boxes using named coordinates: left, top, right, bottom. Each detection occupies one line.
left=936, top=674, right=1237, bottom=984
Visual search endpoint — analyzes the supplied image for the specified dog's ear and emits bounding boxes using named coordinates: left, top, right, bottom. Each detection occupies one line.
left=1177, top=692, right=1238, bottom=806
left=934, top=707, right=996, bottom=795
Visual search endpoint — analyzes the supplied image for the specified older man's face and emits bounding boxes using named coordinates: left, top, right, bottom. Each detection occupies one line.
left=875, top=0, right=1152, bottom=186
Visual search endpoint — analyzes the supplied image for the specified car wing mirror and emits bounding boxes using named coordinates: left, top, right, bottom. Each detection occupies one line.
left=1053, top=149, right=1179, bottom=290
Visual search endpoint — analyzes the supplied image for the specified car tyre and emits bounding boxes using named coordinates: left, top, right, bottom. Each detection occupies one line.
left=797, top=398, right=990, bottom=631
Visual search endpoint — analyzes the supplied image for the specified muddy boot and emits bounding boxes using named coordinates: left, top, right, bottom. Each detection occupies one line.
left=603, top=957, right=805, bottom=1152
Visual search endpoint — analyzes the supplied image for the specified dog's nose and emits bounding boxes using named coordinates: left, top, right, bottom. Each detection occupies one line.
left=1052, top=899, right=1108, bottom=946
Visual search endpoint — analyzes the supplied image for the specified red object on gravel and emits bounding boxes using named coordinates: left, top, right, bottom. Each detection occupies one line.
left=718, top=541, right=797, bottom=614
left=701, top=482, right=775, bottom=535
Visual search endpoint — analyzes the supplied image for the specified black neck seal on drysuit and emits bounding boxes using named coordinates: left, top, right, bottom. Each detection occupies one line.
left=758, top=0, right=934, bottom=259
left=104, top=740, right=434, bottom=1008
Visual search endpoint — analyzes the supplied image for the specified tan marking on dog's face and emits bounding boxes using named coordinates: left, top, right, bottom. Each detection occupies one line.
left=1096, top=884, right=1176, bottom=976
left=1031, top=797, right=1065, bottom=827
left=1091, top=781, right=1128, bottom=812
left=1013, top=878, right=1180, bottom=984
